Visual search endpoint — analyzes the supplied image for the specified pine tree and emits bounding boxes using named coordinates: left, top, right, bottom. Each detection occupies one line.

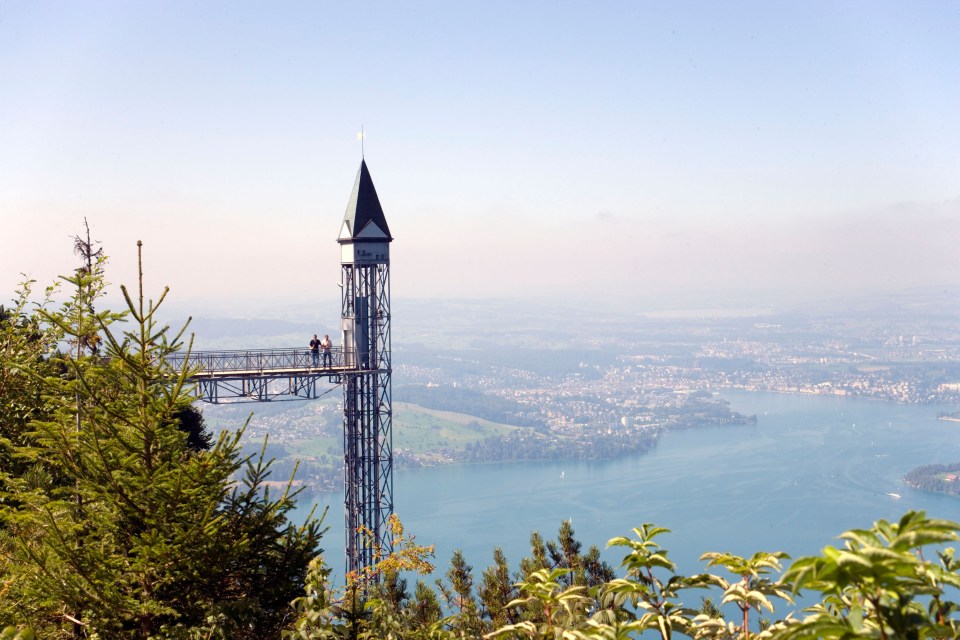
left=0, top=280, right=60, bottom=515
left=519, top=531, right=549, bottom=577
left=0, top=240, right=323, bottom=638
left=408, top=580, right=443, bottom=630
left=436, top=550, right=483, bottom=637
left=546, top=520, right=582, bottom=586
left=478, top=547, right=518, bottom=629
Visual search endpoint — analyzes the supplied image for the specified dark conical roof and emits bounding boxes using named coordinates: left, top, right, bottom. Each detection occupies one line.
left=339, top=160, right=392, bottom=243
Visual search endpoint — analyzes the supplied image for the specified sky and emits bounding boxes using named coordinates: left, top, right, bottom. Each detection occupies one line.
left=2, top=0, right=959, bottom=316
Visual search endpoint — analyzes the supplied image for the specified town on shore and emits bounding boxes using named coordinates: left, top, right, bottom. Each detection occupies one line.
left=198, top=292, right=960, bottom=496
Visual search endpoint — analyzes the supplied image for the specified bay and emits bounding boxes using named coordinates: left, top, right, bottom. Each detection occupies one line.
left=297, top=391, right=960, bottom=583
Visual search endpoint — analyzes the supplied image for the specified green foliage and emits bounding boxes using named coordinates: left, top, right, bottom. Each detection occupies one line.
left=436, top=549, right=485, bottom=637
left=487, top=568, right=590, bottom=639
left=0, top=280, right=61, bottom=513
left=8, top=231, right=960, bottom=640
left=479, top=548, right=520, bottom=628
left=410, top=580, right=444, bottom=630
left=463, top=428, right=656, bottom=464
left=286, top=557, right=351, bottom=639
left=286, top=515, right=441, bottom=640
left=173, top=404, right=213, bottom=452
left=395, top=384, right=546, bottom=431
left=699, top=550, right=792, bottom=639
left=600, top=523, right=714, bottom=639
left=283, top=511, right=960, bottom=639
left=0, top=241, right=323, bottom=638
left=776, top=510, right=960, bottom=639
left=0, top=627, right=36, bottom=640
left=904, top=462, right=960, bottom=496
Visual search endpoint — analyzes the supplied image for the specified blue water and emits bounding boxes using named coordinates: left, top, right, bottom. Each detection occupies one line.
left=297, top=391, right=960, bottom=583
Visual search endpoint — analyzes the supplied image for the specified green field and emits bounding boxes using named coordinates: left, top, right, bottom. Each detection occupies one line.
left=275, top=403, right=518, bottom=470
left=284, top=435, right=342, bottom=460
left=393, top=402, right=517, bottom=452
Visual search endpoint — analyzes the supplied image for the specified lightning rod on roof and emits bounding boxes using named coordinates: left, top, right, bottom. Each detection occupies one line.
left=357, top=126, right=366, bottom=158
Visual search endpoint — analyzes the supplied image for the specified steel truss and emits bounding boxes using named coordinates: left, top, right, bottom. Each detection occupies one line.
left=171, top=347, right=349, bottom=403
left=341, top=262, right=393, bottom=575
left=191, top=372, right=342, bottom=403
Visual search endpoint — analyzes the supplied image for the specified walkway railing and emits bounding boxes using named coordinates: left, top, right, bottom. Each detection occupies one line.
left=168, top=346, right=383, bottom=402
left=169, top=346, right=353, bottom=376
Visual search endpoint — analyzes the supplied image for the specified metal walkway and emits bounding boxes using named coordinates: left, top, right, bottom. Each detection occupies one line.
left=170, top=346, right=376, bottom=403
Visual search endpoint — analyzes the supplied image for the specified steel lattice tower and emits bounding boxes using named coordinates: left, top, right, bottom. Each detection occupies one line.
left=337, top=160, right=393, bottom=575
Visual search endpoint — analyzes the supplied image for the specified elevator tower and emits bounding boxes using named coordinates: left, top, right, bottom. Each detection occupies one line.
left=338, top=160, right=394, bottom=574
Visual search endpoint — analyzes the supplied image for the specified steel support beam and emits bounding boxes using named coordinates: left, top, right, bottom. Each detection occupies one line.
left=341, top=262, right=393, bottom=576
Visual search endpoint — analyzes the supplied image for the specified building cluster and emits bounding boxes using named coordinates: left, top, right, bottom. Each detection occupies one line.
left=397, top=316, right=960, bottom=434
left=200, top=299, right=960, bottom=494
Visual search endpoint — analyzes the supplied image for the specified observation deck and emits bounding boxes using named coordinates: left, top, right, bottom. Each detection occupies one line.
left=170, top=346, right=380, bottom=403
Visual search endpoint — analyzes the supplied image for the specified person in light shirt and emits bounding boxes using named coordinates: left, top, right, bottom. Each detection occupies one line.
left=321, top=334, right=333, bottom=368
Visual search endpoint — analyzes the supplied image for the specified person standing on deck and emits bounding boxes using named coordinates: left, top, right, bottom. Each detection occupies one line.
left=309, top=334, right=321, bottom=367
left=321, top=334, right=332, bottom=368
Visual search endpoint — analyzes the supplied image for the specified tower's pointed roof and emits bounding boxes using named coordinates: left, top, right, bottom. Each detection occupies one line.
left=339, top=159, right=392, bottom=243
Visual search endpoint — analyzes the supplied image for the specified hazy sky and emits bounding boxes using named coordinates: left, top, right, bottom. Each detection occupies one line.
left=2, top=1, right=958, bottom=314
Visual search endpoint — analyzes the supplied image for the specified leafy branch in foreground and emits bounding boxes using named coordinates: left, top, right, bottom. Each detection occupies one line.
left=284, top=510, right=960, bottom=640
left=775, top=510, right=960, bottom=639
left=286, top=513, right=437, bottom=640
left=698, top=550, right=792, bottom=639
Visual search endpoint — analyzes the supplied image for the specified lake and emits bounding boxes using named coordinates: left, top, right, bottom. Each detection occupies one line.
left=297, top=390, right=960, bottom=583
